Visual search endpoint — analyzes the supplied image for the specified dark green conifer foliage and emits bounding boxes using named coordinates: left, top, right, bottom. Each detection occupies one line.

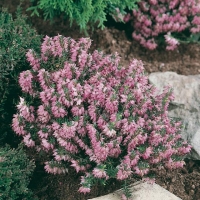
left=28, top=0, right=139, bottom=30
left=0, top=145, right=36, bottom=200
left=0, top=8, right=42, bottom=144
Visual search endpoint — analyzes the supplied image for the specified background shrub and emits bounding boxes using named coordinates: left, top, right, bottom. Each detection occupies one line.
left=27, top=0, right=139, bottom=31
left=12, top=35, right=191, bottom=198
left=0, top=145, right=36, bottom=200
left=0, top=7, right=42, bottom=144
left=126, top=0, right=200, bottom=50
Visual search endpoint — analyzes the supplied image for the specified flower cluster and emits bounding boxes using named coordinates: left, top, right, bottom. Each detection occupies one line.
left=12, top=35, right=191, bottom=198
left=125, top=0, right=200, bottom=50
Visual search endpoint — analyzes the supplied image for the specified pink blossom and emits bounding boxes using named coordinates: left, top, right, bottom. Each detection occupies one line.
left=121, top=194, right=131, bottom=200
left=92, top=168, right=108, bottom=179
left=44, top=162, right=68, bottom=174
left=23, top=133, right=35, bottom=147
left=57, top=137, right=78, bottom=153
left=38, top=130, right=48, bottom=139
left=103, top=125, right=116, bottom=138
left=94, top=144, right=109, bottom=163
left=142, top=177, right=155, bottom=184
left=130, top=0, right=199, bottom=50
left=109, top=146, right=121, bottom=158
left=130, top=155, right=140, bottom=167
left=142, top=147, right=153, bottom=159
left=12, top=114, right=27, bottom=136
left=149, top=0, right=157, bottom=5
left=37, top=105, right=50, bottom=123
left=165, top=159, right=185, bottom=169
left=117, top=167, right=132, bottom=180
left=78, top=186, right=91, bottom=194
left=19, top=70, right=34, bottom=95
left=53, top=150, right=70, bottom=162
left=41, top=139, right=54, bottom=150
left=13, top=35, right=191, bottom=196
left=59, top=123, right=76, bottom=139
left=26, top=50, right=40, bottom=71
left=37, top=69, right=49, bottom=90
left=178, top=145, right=192, bottom=154
left=123, top=13, right=131, bottom=22
left=71, top=160, right=86, bottom=172
left=51, top=122, right=60, bottom=131
left=164, top=33, right=179, bottom=50
left=134, top=166, right=149, bottom=176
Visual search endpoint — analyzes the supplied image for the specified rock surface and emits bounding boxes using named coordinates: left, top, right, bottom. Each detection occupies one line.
left=88, top=181, right=181, bottom=200
left=149, top=71, right=200, bottom=160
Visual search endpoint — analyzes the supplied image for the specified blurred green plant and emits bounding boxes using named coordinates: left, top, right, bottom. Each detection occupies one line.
left=27, top=0, right=139, bottom=31
left=0, top=145, right=36, bottom=200
left=0, top=7, right=42, bottom=144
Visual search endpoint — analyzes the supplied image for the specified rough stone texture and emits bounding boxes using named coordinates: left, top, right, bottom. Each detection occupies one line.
left=88, top=181, right=181, bottom=200
left=149, top=71, right=200, bottom=160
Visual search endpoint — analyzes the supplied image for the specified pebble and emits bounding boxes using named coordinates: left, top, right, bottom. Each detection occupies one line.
left=189, top=190, right=195, bottom=196
left=191, top=185, right=195, bottom=189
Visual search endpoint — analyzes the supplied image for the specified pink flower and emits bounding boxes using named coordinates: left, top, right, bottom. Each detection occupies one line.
left=103, top=125, right=116, bottom=138
left=134, top=166, right=149, bottom=176
left=164, top=33, right=180, bottom=50
left=37, top=105, right=50, bottom=123
left=165, top=159, right=185, bottom=169
left=117, top=168, right=132, bottom=180
left=142, top=177, right=155, bottom=184
left=78, top=186, right=91, bottom=194
left=160, top=148, right=176, bottom=159
left=38, top=130, right=48, bottom=139
left=41, top=139, right=54, bottom=150
left=178, top=145, right=192, bottom=154
left=51, top=122, right=60, bottom=130
left=44, top=162, right=68, bottom=174
left=92, top=168, right=108, bottom=179
left=71, top=160, right=86, bottom=172
left=17, top=97, right=35, bottom=122
left=26, top=49, right=40, bottom=71
left=123, top=13, right=131, bottom=22
left=130, top=155, right=139, bottom=167
left=19, top=71, right=34, bottom=95
left=23, top=133, right=35, bottom=147
left=109, top=147, right=121, bottom=158
left=59, top=123, right=77, bottom=139
left=121, top=194, right=131, bottom=200
left=12, top=114, right=26, bottom=136
left=57, top=137, right=78, bottom=153
left=94, top=144, right=109, bottom=163
left=149, top=0, right=157, bottom=5
left=142, top=147, right=153, bottom=159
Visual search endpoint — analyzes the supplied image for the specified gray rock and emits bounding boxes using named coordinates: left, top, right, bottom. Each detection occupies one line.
left=149, top=71, right=200, bottom=160
left=88, top=181, right=181, bottom=200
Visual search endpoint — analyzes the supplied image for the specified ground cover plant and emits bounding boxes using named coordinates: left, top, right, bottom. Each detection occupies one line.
left=27, top=0, right=139, bottom=31
left=12, top=35, right=191, bottom=199
left=0, top=7, right=42, bottom=144
left=125, top=0, right=200, bottom=50
left=0, top=145, right=36, bottom=200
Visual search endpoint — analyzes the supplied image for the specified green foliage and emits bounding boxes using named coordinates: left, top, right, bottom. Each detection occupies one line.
left=0, top=145, right=36, bottom=200
left=27, top=0, right=139, bottom=30
left=0, top=7, right=42, bottom=144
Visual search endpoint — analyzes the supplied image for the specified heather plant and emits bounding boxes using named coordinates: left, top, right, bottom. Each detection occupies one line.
left=125, top=0, right=200, bottom=50
left=0, top=8, right=42, bottom=144
left=0, top=145, right=36, bottom=200
left=27, top=0, right=139, bottom=30
left=12, top=35, right=191, bottom=199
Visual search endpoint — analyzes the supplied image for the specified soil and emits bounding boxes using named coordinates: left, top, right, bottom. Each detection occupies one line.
left=1, top=1, right=200, bottom=200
